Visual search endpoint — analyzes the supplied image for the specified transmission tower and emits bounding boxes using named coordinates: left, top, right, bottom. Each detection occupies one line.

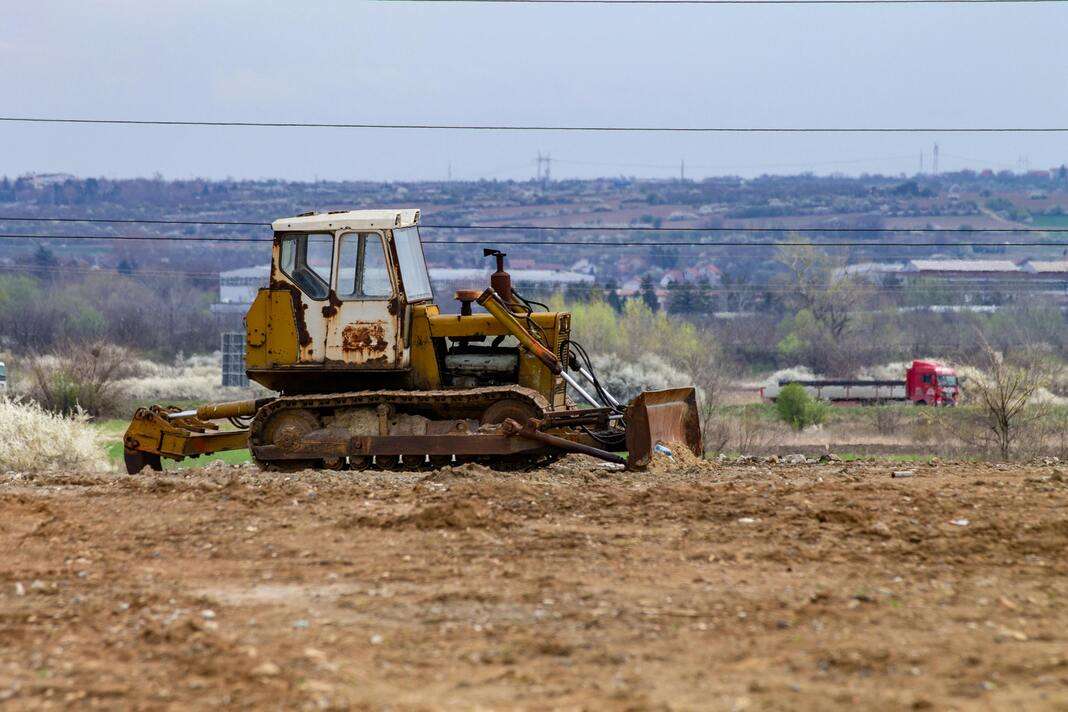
left=932, top=143, right=939, bottom=175
left=536, top=151, right=552, bottom=183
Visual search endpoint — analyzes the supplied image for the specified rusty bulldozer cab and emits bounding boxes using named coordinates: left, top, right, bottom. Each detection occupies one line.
left=123, top=209, right=702, bottom=473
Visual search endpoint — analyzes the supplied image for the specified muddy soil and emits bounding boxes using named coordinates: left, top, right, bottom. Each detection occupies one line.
left=1, top=457, right=1067, bottom=710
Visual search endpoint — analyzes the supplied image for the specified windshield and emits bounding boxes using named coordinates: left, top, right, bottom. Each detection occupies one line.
left=938, top=375, right=957, bottom=387
left=393, top=227, right=433, bottom=301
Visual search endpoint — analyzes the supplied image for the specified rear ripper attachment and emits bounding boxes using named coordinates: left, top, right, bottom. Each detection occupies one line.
left=120, top=208, right=703, bottom=473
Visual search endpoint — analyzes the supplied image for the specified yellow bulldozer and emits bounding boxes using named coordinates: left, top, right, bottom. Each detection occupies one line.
left=122, top=209, right=702, bottom=473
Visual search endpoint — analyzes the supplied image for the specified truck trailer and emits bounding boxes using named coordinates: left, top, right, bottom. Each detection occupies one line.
left=761, top=360, right=959, bottom=406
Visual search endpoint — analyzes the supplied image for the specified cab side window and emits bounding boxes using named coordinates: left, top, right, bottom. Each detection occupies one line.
left=338, top=233, right=392, bottom=298
left=277, top=233, right=333, bottom=300
left=922, top=374, right=932, bottom=384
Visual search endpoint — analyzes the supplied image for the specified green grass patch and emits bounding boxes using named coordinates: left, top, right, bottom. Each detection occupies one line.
left=94, top=418, right=251, bottom=470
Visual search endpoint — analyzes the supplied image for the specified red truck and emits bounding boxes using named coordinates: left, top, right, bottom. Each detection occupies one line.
left=763, top=360, right=960, bottom=406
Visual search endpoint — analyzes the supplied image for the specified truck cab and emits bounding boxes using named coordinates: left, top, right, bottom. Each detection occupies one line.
left=906, top=360, right=959, bottom=405
left=0, top=361, right=6, bottom=393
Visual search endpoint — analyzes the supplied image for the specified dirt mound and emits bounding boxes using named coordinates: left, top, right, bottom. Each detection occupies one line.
left=644, top=441, right=715, bottom=474
left=342, top=498, right=509, bottom=530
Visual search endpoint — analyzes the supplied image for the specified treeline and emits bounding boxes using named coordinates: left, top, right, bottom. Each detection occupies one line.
left=557, top=244, right=1068, bottom=378
left=0, top=272, right=218, bottom=357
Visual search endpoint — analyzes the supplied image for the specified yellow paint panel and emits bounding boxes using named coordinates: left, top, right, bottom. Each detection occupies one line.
left=409, top=304, right=441, bottom=389
left=428, top=312, right=559, bottom=338
left=245, top=289, right=299, bottom=368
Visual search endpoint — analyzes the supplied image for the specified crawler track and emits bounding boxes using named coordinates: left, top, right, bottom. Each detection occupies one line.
left=249, top=385, right=561, bottom=471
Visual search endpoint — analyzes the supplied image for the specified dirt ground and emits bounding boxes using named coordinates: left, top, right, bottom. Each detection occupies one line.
left=1, top=456, right=1067, bottom=710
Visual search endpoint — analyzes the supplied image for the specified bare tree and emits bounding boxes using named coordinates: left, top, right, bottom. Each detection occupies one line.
left=775, top=242, right=872, bottom=375
left=967, top=336, right=1052, bottom=460
left=27, top=342, right=134, bottom=417
left=778, top=244, right=859, bottom=341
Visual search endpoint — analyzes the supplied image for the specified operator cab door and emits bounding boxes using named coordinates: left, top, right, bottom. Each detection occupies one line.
left=325, top=231, right=404, bottom=367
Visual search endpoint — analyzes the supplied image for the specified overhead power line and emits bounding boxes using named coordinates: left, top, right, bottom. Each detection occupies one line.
left=0, top=233, right=269, bottom=243
left=4, top=232, right=1068, bottom=248
left=0, top=263, right=225, bottom=279
left=1, top=116, right=1065, bottom=133
left=431, top=223, right=1065, bottom=234
left=3, top=264, right=1065, bottom=296
left=1, top=216, right=1066, bottom=234
left=384, top=0, right=1066, bottom=4
left=0, top=216, right=269, bottom=227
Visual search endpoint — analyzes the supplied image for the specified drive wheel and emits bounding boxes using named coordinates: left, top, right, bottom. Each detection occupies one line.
left=255, top=408, right=322, bottom=472
left=480, top=398, right=542, bottom=427
left=474, top=398, right=558, bottom=470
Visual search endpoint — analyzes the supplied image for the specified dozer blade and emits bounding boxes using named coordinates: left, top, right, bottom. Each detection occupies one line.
left=625, top=388, right=703, bottom=469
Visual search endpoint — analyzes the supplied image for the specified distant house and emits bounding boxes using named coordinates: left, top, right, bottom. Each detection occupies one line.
left=839, top=262, right=907, bottom=281
left=903, top=259, right=1021, bottom=283
left=898, top=259, right=1068, bottom=302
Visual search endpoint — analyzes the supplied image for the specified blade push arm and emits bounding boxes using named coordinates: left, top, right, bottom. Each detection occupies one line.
left=476, top=289, right=601, bottom=407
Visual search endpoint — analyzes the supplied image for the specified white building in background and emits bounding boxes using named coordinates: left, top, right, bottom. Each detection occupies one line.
left=218, top=266, right=271, bottom=306
left=904, top=259, right=1021, bottom=280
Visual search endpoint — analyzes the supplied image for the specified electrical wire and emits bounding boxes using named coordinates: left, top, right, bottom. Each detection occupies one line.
left=2, top=116, right=1067, bottom=132
left=4, top=232, right=1068, bottom=247
left=1, top=264, right=1061, bottom=294
left=0, top=263, right=228, bottom=278
left=384, top=0, right=1067, bottom=4
left=0, top=216, right=270, bottom=227
left=3, top=216, right=1066, bottom=234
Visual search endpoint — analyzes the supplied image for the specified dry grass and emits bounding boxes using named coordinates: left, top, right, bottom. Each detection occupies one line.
left=117, top=352, right=267, bottom=402
left=26, top=342, right=133, bottom=417
left=0, top=397, right=110, bottom=472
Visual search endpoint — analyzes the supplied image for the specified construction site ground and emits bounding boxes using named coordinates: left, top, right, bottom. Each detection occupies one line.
left=1, top=456, right=1067, bottom=710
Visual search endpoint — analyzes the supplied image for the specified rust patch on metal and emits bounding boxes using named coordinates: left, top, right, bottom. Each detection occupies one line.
left=321, top=290, right=342, bottom=318
left=342, top=322, right=388, bottom=354
left=296, top=301, right=312, bottom=347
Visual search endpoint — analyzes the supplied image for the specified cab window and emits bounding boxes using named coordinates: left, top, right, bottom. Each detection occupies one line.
left=278, top=233, right=333, bottom=300
left=338, top=232, right=392, bottom=298
left=393, top=226, right=433, bottom=301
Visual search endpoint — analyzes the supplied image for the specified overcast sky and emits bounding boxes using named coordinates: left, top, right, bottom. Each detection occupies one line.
left=2, top=1, right=1065, bottom=181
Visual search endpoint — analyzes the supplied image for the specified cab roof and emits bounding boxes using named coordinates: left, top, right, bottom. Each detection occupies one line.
left=271, top=209, right=420, bottom=233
